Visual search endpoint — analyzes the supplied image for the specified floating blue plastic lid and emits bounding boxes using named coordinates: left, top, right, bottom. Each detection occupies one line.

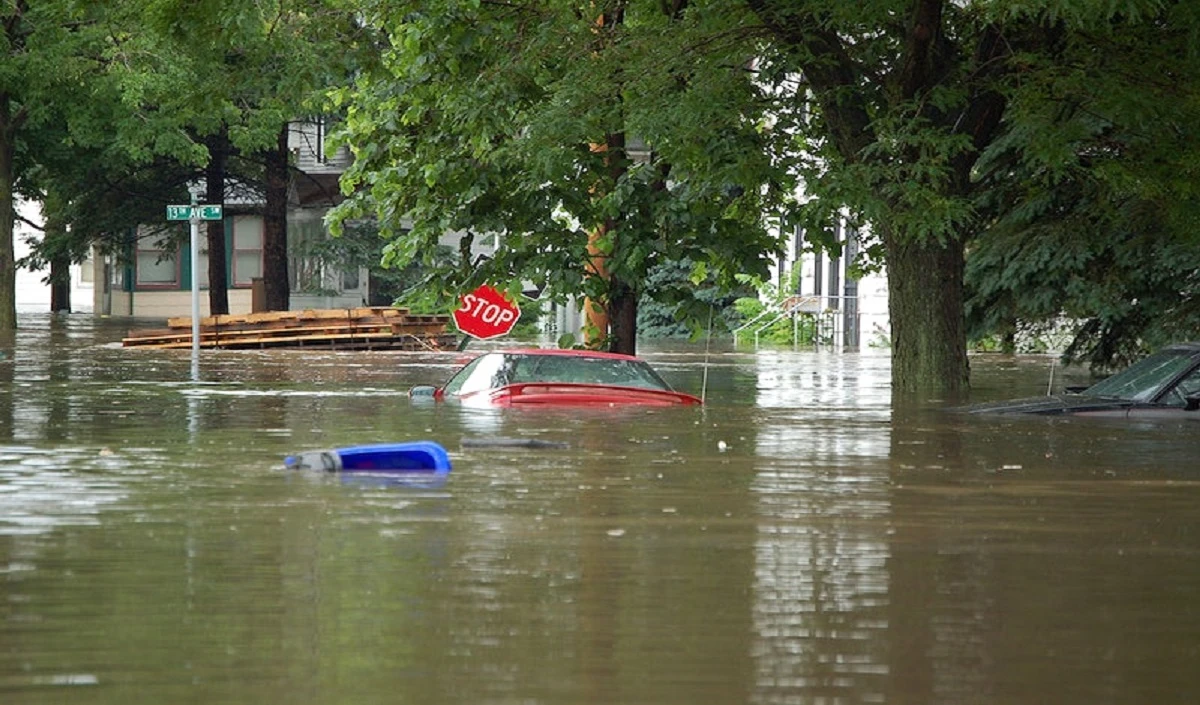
left=285, top=441, right=451, bottom=475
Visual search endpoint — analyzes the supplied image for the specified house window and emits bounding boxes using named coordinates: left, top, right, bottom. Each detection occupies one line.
left=232, top=216, right=263, bottom=286
left=80, top=252, right=94, bottom=284
left=135, top=232, right=179, bottom=287
left=196, top=247, right=209, bottom=289
left=289, top=218, right=325, bottom=293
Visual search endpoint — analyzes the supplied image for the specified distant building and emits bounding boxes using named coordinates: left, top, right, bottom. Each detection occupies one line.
left=94, top=118, right=369, bottom=319
left=14, top=198, right=94, bottom=314
left=762, top=216, right=890, bottom=350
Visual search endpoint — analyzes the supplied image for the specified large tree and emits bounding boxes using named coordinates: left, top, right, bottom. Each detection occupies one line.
left=12, top=0, right=361, bottom=317
left=745, top=0, right=1200, bottom=398
left=329, top=0, right=783, bottom=355
left=1, top=1, right=112, bottom=329
left=963, top=1, right=1200, bottom=371
left=111, top=1, right=290, bottom=316
left=333, top=1, right=1195, bottom=395
left=743, top=1, right=1014, bottom=398
left=1, top=0, right=218, bottom=319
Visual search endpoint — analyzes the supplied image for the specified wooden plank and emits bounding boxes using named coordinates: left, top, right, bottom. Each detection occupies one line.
left=160, top=307, right=436, bottom=330
left=387, top=321, right=451, bottom=336
left=126, top=327, right=412, bottom=346
left=125, top=306, right=454, bottom=349
left=297, top=308, right=354, bottom=320
left=125, top=326, right=456, bottom=347
left=122, top=327, right=179, bottom=340
left=122, top=334, right=193, bottom=347
left=292, top=307, right=397, bottom=320
left=128, top=333, right=458, bottom=351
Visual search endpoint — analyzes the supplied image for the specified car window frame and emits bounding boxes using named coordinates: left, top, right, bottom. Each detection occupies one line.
left=1084, top=349, right=1199, bottom=403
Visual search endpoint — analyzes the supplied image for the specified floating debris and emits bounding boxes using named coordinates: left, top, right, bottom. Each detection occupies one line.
left=122, top=307, right=457, bottom=351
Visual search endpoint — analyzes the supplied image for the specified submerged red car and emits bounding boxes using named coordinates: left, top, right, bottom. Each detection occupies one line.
left=410, top=348, right=703, bottom=407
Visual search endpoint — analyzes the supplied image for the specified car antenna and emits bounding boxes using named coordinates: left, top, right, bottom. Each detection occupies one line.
left=701, top=305, right=714, bottom=404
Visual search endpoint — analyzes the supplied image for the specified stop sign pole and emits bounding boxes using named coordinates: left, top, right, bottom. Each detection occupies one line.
left=453, top=284, right=521, bottom=340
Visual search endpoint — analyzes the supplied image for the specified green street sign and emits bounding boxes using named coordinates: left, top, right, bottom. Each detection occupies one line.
left=166, top=204, right=223, bottom=221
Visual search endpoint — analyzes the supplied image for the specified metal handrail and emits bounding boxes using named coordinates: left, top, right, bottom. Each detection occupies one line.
left=734, top=295, right=854, bottom=348
left=731, top=307, right=782, bottom=345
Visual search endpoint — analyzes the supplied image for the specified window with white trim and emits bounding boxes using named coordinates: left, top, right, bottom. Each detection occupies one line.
left=135, top=231, right=179, bottom=287
left=232, top=216, right=263, bottom=286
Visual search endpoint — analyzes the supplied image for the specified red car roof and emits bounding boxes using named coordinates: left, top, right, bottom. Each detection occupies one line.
left=500, top=348, right=642, bottom=360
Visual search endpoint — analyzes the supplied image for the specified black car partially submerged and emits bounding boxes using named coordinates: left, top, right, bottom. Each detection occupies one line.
left=960, top=342, right=1200, bottom=419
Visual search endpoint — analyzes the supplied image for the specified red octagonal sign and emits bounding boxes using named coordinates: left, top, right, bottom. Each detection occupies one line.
left=453, top=284, right=521, bottom=340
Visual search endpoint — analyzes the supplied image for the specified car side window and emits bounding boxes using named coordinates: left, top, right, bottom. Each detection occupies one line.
left=1172, top=367, right=1200, bottom=406
left=441, top=356, right=484, bottom=396
left=443, top=354, right=510, bottom=396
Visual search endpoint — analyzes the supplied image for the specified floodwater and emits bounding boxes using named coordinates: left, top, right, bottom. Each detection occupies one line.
left=1, top=314, right=1198, bottom=704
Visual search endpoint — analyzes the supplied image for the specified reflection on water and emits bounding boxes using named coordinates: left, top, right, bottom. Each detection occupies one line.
left=747, top=351, right=894, bottom=703
left=0, top=448, right=130, bottom=536
left=2, top=315, right=1200, bottom=704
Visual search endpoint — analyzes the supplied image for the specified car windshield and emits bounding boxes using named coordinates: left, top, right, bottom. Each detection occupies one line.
left=1082, top=349, right=1196, bottom=402
left=510, top=354, right=672, bottom=390
left=441, top=352, right=672, bottom=396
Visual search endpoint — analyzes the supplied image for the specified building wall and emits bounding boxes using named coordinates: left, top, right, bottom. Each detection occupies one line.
left=14, top=198, right=95, bottom=314
left=290, top=118, right=353, bottom=175
left=767, top=219, right=890, bottom=350
left=93, top=209, right=368, bottom=320
left=104, top=289, right=256, bottom=319
left=99, top=265, right=367, bottom=319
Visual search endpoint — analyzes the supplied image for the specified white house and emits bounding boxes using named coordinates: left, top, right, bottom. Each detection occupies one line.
left=93, top=118, right=369, bottom=319
left=761, top=216, right=890, bottom=350
left=13, top=198, right=94, bottom=314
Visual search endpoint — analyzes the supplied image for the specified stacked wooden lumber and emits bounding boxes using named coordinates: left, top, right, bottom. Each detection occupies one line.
left=121, top=307, right=459, bottom=351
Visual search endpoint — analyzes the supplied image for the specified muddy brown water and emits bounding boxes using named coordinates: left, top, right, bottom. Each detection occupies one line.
left=1, top=315, right=1198, bottom=704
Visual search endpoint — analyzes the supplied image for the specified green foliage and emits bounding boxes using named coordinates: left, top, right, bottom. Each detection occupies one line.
left=4, top=0, right=1198, bottom=384
left=742, top=0, right=1200, bottom=390
left=4, top=0, right=368, bottom=317
left=965, top=0, right=1200, bottom=370
left=1, top=0, right=120, bottom=325
left=327, top=0, right=783, bottom=340
left=305, top=220, right=463, bottom=311
left=102, top=0, right=353, bottom=161
left=636, top=258, right=753, bottom=339
left=729, top=268, right=834, bottom=347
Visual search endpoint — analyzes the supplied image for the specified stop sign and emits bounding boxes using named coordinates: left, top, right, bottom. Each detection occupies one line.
left=453, top=284, right=521, bottom=339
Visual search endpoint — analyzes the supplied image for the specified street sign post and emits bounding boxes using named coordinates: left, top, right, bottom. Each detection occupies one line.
left=167, top=196, right=223, bottom=372
left=453, top=284, right=521, bottom=340
left=167, top=205, right=223, bottom=221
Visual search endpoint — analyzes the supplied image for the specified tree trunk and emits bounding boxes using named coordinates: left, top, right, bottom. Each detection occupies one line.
left=205, top=129, right=230, bottom=316
left=582, top=127, right=632, bottom=350
left=583, top=225, right=610, bottom=347
left=49, top=256, right=70, bottom=312
left=580, top=8, right=632, bottom=350
left=41, top=191, right=71, bottom=313
left=262, top=123, right=290, bottom=311
left=0, top=94, right=19, bottom=331
left=884, top=229, right=970, bottom=401
left=607, top=277, right=637, bottom=356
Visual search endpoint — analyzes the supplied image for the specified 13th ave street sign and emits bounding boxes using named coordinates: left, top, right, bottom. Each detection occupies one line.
left=453, top=284, right=520, bottom=340
left=167, top=205, right=223, bottom=221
